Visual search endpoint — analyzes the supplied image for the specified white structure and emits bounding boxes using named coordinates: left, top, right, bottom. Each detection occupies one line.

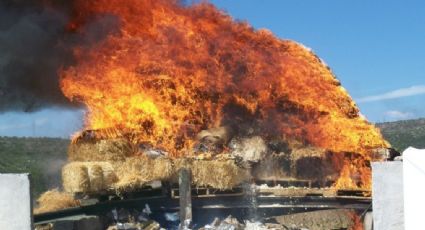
left=371, top=161, right=404, bottom=230
left=403, top=147, right=425, bottom=230
left=0, top=174, right=32, bottom=230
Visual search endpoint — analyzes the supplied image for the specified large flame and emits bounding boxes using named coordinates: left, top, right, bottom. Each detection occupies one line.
left=60, top=0, right=388, bottom=189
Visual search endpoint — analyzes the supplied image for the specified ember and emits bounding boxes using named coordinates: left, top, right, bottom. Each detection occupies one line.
left=59, top=0, right=389, bottom=189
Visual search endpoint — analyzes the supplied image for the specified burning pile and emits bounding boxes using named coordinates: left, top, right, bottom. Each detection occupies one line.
left=59, top=0, right=388, bottom=192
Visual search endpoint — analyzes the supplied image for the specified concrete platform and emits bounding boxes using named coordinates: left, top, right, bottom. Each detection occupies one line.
left=403, top=147, right=425, bottom=229
left=0, top=173, right=33, bottom=230
left=371, top=161, right=404, bottom=230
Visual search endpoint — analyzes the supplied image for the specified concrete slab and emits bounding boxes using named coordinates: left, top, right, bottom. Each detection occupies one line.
left=403, top=147, right=425, bottom=229
left=0, top=173, right=33, bottom=230
left=371, top=161, right=404, bottom=230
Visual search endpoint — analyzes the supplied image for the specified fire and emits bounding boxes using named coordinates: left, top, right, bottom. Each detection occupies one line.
left=334, top=159, right=372, bottom=190
left=60, top=0, right=388, bottom=189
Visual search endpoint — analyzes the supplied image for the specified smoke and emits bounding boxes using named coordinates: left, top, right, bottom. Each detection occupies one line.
left=0, top=0, right=117, bottom=112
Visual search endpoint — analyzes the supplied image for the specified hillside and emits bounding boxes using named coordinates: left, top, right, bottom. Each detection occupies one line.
left=377, top=118, right=425, bottom=152
left=0, top=137, right=69, bottom=197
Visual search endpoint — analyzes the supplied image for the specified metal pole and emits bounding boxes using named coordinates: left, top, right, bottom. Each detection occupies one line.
left=179, top=168, right=192, bottom=229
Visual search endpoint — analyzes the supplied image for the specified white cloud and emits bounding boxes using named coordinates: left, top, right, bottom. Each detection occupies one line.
left=384, top=110, right=414, bottom=120
left=357, top=85, right=425, bottom=103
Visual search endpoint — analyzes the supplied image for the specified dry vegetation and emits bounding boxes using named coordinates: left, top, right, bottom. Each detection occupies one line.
left=34, top=189, right=80, bottom=214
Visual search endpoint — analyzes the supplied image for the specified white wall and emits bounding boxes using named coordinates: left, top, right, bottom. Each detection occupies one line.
left=0, top=174, right=32, bottom=230
left=372, top=161, right=404, bottom=230
left=403, top=147, right=425, bottom=230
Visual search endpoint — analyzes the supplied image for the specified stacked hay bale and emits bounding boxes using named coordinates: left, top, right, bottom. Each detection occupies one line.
left=62, top=162, right=118, bottom=193
left=68, top=138, right=134, bottom=161
left=174, top=158, right=249, bottom=190
left=62, top=133, right=249, bottom=194
left=62, top=131, right=349, bottom=195
left=113, top=156, right=174, bottom=190
left=63, top=137, right=133, bottom=194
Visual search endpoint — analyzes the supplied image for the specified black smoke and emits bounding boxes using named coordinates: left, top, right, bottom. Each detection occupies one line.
left=0, top=0, right=120, bottom=112
left=0, top=0, right=76, bottom=112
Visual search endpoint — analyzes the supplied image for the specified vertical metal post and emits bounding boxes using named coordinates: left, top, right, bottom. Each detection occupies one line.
left=179, top=168, right=192, bottom=229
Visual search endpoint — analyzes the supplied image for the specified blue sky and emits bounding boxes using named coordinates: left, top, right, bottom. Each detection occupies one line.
left=1, top=0, right=424, bottom=138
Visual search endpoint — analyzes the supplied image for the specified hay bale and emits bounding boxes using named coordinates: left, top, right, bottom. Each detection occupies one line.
left=190, top=160, right=249, bottom=190
left=170, top=158, right=248, bottom=189
left=62, top=163, right=90, bottom=193
left=88, top=165, right=105, bottom=191
left=152, top=157, right=174, bottom=179
left=114, top=157, right=246, bottom=190
left=103, top=164, right=119, bottom=185
left=114, top=156, right=174, bottom=190
left=291, top=147, right=338, bottom=183
left=34, top=189, right=80, bottom=214
left=62, top=162, right=117, bottom=193
left=62, top=156, right=246, bottom=192
left=68, top=138, right=134, bottom=162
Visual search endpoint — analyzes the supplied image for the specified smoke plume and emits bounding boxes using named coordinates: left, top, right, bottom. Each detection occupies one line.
left=0, top=0, right=116, bottom=112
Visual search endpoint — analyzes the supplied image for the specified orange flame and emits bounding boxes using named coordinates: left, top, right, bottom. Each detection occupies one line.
left=60, top=0, right=388, bottom=189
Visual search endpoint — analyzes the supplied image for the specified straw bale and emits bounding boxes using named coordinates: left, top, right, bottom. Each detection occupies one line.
left=62, top=163, right=90, bottom=193
left=152, top=157, right=174, bottom=179
left=114, top=156, right=174, bottom=190
left=291, top=147, right=338, bottom=182
left=68, top=138, right=134, bottom=162
left=103, top=164, right=119, bottom=185
left=158, top=158, right=247, bottom=189
left=34, top=189, right=80, bottom=214
left=190, top=160, right=249, bottom=190
left=62, top=162, right=117, bottom=193
left=62, top=156, right=247, bottom=192
left=88, top=165, right=105, bottom=191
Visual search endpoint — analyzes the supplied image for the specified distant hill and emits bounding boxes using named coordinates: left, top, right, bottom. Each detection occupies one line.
left=377, top=118, right=425, bottom=152
left=0, top=137, right=69, bottom=198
